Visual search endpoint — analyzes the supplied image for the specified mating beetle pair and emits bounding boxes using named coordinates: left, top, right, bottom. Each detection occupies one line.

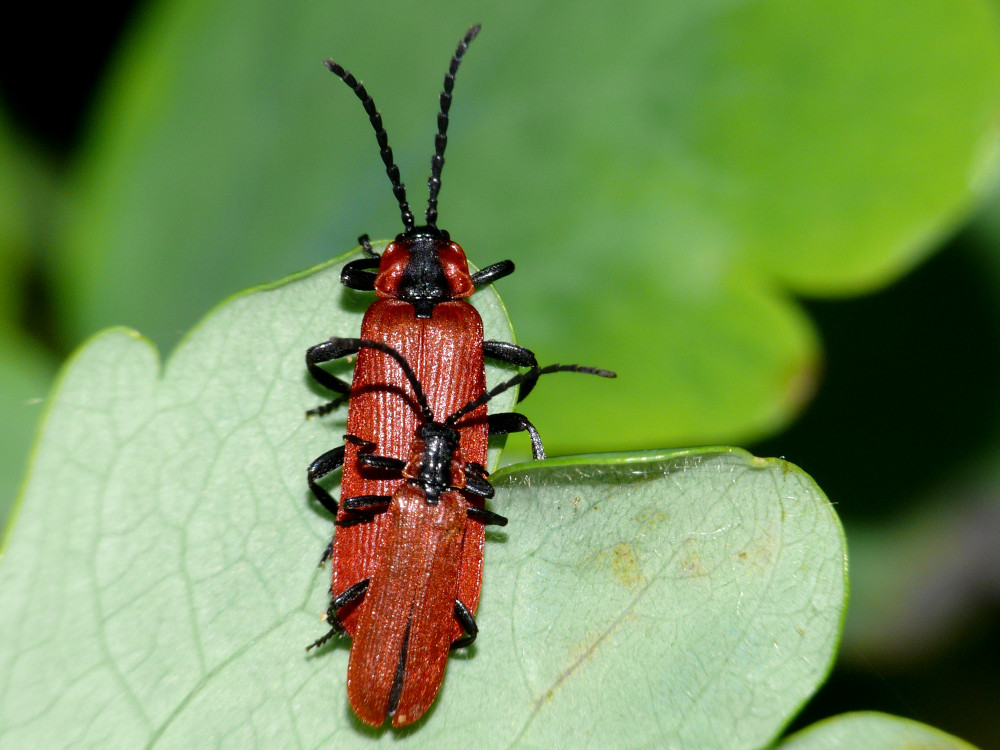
left=308, top=338, right=612, bottom=726
left=304, top=26, right=614, bottom=727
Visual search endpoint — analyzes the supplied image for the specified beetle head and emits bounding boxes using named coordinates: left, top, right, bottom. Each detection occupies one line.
left=374, top=227, right=475, bottom=316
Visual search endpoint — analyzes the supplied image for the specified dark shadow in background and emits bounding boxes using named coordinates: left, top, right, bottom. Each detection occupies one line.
left=1, top=2, right=138, bottom=357
left=755, top=232, right=1000, bottom=748
left=0, top=4, right=136, bottom=153
left=755, top=237, right=1000, bottom=524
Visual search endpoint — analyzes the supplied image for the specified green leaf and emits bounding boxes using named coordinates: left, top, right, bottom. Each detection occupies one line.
left=0, top=258, right=846, bottom=747
left=776, top=711, right=981, bottom=749
left=0, top=102, right=60, bottom=327
left=468, top=450, right=846, bottom=747
left=55, top=0, right=1000, bottom=452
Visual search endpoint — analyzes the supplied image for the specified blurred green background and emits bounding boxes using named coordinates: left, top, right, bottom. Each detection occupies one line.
left=2, top=0, right=1000, bottom=746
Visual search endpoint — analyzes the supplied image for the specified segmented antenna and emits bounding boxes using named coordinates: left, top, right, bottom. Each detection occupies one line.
left=446, top=365, right=616, bottom=426
left=425, top=24, right=482, bottom=228
left=335, top=338, right=615, bottom=430
left=324, top=60, right=416, bottom=232
left=330, top=339, right=434, bottom=423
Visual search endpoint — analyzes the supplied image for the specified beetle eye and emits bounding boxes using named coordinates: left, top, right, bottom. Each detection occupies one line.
left=374, top=242, right=409, bottom=297
left=439, top=242, right=474, bottom=298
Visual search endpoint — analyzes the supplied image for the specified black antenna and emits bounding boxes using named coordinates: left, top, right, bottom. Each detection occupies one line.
left=425, top=24, right=482, bottom=228
left=324, top=60, right=416, bottom=232
left=446, top=365, right=616, bottom=426
left=330, top=339, right=433, bottom=422
left=336, top=338, right=615, bottom=429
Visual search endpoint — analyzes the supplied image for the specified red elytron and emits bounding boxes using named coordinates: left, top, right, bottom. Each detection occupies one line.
left=305, top=26, right=544, bottom=642
left=308, top=339, right=614, bottom=726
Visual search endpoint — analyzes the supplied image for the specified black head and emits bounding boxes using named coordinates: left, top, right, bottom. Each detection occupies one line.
left=324, top=25, right=482, bottom=234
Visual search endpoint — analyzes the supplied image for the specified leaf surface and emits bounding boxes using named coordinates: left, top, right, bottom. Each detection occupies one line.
left=0, top=260, right=845, bottom=747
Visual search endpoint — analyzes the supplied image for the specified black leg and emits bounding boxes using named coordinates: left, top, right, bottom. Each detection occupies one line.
left=470, top=259, right=514, bottom=288
left=467, top=506, right=508, bottom=526
left=450, top=599, right=478, bottom=649
left=340, top=257, right=379, bottom=290
left=463, top=463, right=506, bottom=526
left=342, top=494, right=392, bottom=512
left=488, top=412, right=545, bottom=460
left=463, top=467, right=494, bottom=499
left=318, top=536, right=335, bottom=566
left=357, top=454, right=407, bottom=472
left=306, top=339, right=361, bottom=399
left=341, top=235, right=380, bottom=290
left=346, top=433, right=406, bottom=473
left=359, top=234, right=378, bottom=258
left=308, top=446, right=345, bottom=515
left=345, top=434, right=377, bottom=452
left=344, top=433, right=375, bottom=452
left=306, top=579, right=370, bottom=651
left=482, top=340, right=539, bottom=402
left=307, top=398, right=348, bottom=419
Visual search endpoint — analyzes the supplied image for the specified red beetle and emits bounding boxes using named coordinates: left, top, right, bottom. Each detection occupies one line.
left=308, top=339, right=615, bottom=726
left=306, top=25, right=544, bottom=643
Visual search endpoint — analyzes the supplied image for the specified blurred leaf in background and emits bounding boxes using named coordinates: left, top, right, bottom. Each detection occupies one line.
left=766, top=188, right=1000, bottom=746
left=777, top=711, right=981, bottom=750
left=51, top=0, right=1000, bottom=453
left=0, top=110, right=58, bottom=526
left=3, top=0, right=1000, bottom=747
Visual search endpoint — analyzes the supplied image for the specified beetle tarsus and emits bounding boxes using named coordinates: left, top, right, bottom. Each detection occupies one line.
left=450, top=599, right=478, bottom=649
left=308, top=446, right=347, bottom=514
left=487, top=412, right=545, bottom=460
